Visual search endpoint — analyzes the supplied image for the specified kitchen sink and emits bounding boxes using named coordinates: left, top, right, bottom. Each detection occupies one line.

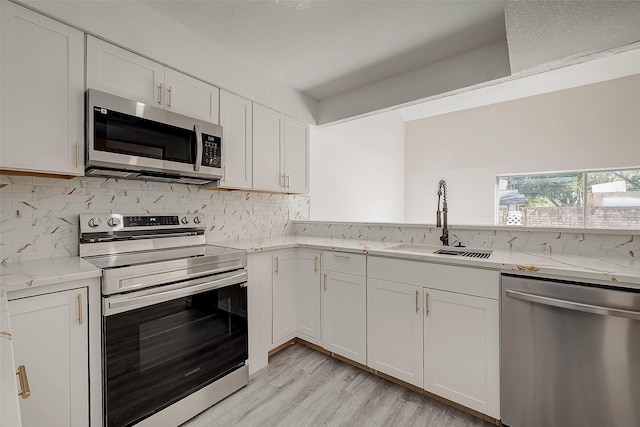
left=386, top=243, right=442, bottom=253
left=434, top=248, right=492, bottom=259
left=386, top=244, right=493, bottom=259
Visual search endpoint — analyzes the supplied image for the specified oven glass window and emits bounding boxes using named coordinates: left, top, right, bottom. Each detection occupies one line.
left=94, top=107, right=196, bottom=164
left=104, top=283, right=248, bottom=427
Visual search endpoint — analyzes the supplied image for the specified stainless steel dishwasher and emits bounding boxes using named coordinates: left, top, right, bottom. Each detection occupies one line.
left=501, top=274, right=640, bottom=427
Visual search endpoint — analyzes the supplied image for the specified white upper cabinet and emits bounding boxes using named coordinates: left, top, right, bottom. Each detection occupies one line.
left=164, top=68, right=219, bottom=124
left=253, top=103, right=284, bottom=192
left=86, top=36, right=219, bottom=124
left=219, top=90, right=253, bottom=189
left=0, top=2, right=84, bottom=175
left=284, top=116, right=309, bottom=194
left=86, top=35, right=163, bottom=107
left=253, top=104, right=309, bottom=193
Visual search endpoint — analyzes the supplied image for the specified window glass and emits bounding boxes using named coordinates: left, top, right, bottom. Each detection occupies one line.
left=498, top=173, right=583, bottom=228
left=586, top=169, right=640, bottom=229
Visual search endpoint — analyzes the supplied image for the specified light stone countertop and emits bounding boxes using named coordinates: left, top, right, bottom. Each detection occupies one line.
left=211, top=236, right=640, bottom=290
left=0, top=257, right=102, bottom=294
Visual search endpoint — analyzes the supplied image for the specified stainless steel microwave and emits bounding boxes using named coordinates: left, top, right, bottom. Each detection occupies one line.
left=85, top=89, right=223, bottom=185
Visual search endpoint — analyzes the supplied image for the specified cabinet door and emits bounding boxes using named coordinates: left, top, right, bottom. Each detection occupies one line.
left=253, top=104, right=284, bottom=192
left=219, top=90, right=253, bottom=189
left=283, top=116, right=309, bottom=194
left=0, top=2, right=84, bottom=175
left=272, top=251, right=297, bottom=344
left=9, top=288, right=88, bottom=427
left=296, top=251, right=321, bottom=344
left=246, top=252, right=271, bottom=375
left=86, top=35, right=164, bottom=107
left=423, top=288, right=500, bottom=418
left=164, top=68, right=219, bottom=124
left=367, top=278, right=423, bottom=388
left=322, top=271, right=367, bottom=365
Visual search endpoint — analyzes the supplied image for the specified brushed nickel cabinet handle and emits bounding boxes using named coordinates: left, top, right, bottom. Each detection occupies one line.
left=77, top=293, right=83, bottom=325
left=75, top=141, right=79, bottom=168
left=415, top=290, right=419, bottom=313
left=323, top=273, right=327, bottom=291
left=16, top=365, right=30, bottom=399
left=275, top=256, right=279, bottom=274
left=167, top=86, right=172, bottom=108
left=285, top=174, right=290, bottom=188
left=425, top=292, right=430, bottom=316
left=333, top=254, right=350, bottom=259
left=158, top=83, right=163, bottom=105
left=314, top=256, right=318, bottom=272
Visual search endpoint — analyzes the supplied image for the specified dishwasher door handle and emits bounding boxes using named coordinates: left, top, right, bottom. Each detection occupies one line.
left=505, top=289, right=640, bottom=321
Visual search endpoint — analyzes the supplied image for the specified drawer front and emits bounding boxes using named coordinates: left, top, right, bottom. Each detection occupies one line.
left=322, top=251, right=366, bottom=276
left=368, top=256, right=499, bottom=300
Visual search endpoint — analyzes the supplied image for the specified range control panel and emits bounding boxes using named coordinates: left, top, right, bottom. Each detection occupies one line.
left=80, top=213, right=204, bottom=234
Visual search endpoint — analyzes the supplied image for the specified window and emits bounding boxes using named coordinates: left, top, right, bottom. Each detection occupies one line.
left=497, top=168, right=640, bottom=229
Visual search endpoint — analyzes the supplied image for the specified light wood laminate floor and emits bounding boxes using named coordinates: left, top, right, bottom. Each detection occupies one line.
left=182, top=344, right=494, bottom=427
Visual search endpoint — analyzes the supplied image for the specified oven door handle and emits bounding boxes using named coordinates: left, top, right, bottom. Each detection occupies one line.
left=104, top=270, right=247, bottom=315
left=505, top=289, right=640, bottom=321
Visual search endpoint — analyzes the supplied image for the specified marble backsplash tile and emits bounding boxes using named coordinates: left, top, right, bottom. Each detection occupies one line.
left=0, top=175, right=309, bottom=264
left=292, top=221, right=640, bottom=261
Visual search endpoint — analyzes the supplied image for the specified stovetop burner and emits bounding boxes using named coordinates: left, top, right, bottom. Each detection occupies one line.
left=79, top=213, right=246, bottom=296
left=84, top=244, right=242, bottom=270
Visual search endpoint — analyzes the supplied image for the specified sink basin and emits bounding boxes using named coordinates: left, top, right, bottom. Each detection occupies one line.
left=386, top=244, right=493, bottom=259
left=434, top=248, right=493, bottom=259
left=386, top=244, right=441, bottom=254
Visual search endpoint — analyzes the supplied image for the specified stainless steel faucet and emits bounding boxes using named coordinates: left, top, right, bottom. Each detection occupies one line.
left=436, top=180, right=449, bottom=246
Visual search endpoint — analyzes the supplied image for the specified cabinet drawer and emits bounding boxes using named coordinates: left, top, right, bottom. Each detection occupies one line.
left=368, top=256, right=499, bottom=300
left=322, top=251, right=366, bottom=276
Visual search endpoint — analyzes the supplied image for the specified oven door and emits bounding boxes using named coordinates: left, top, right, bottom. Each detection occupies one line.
left=103, top=271, right=247, bottom=427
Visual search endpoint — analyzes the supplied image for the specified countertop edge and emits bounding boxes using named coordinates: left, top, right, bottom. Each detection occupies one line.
left=0, top=257, right=102, bottom=293
left=212, top=237, right=640, bottom=290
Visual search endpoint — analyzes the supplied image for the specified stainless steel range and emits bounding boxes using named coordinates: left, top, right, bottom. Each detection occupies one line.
left=79, top=213, right=249, bottom=427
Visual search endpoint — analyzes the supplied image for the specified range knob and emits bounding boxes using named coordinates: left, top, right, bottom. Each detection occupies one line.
left=180, top=216, right=189, bottom=224
left=107, top=217, right=121, bottom=227
left=193, top=216, right=201, bottom=224
left=88, top=218, right=101, bottom=228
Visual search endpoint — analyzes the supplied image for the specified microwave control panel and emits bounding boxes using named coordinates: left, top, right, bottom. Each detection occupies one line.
left=202, top=134, right=221, bottom=168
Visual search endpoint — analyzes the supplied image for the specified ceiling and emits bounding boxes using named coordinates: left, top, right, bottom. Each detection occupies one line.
left=142, top=0, right=507, bottom=101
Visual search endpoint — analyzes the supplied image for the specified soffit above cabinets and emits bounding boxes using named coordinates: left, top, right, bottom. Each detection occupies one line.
left=20, top=1, right=640, bottom=125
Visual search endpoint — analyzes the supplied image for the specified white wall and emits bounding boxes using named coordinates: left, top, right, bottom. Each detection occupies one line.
left=405, top=74, right=640, bottom=225
left=309, top=110, right=405, bottom=222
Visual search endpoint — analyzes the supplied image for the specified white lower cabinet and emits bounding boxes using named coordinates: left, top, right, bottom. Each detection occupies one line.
left=9, top=288, right=89, bottom=427
left=272, top=250, right=297, bottom=344
left=367, top=255, right=500, bottom=419
left=423, top=288, right=500, bottom=418
left=296, top=251, right=321, bottom=344
left=322, top=252, right=367, bottom=365
left=367, top=278, right=423, bottom=388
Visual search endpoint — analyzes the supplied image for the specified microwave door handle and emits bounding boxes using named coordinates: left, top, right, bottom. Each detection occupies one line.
left=194, top=124, right=202, bottom=172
